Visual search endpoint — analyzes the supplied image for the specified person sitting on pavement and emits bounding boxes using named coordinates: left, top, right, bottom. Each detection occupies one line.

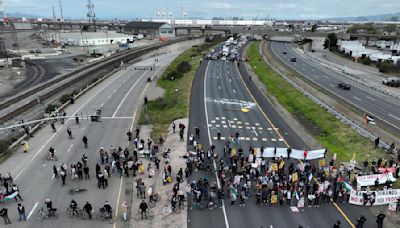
left=139, top=200, right=148, bottom=219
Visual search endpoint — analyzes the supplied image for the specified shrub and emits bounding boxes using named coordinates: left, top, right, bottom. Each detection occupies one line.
left=378, top=61, right=393, bottom=73
left=165, top=70, right=183, bottom=81
left=361, top=57, right=371, bottom=65
left=59, top=94, right=72, bottom=104
left=45, top=104, right=57, bottom=114
left=176, top=61, right=192, bottom=74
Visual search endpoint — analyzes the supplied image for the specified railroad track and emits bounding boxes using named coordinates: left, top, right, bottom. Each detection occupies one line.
left=0, top=37, right=188, bottom=124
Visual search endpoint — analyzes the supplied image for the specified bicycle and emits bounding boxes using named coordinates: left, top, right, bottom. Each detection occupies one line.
left=148, top=193, right=161, bottom=208
left=96, top=208, right=114, bottom=224
left=134, top=209, right=154, bottom=221
left=162, top=206, right=181, bottom=215
left=43, top=152, right=58, bottom=161
left=36, top=207, right=58, bottom=221
left=66, top=207, right=84, bottom=218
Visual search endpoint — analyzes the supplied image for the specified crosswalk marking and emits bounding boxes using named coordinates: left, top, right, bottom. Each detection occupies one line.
left=213, top=137, right=218, bottom=140
left=216, top=117, right=220, bottom=120
left=278, top=138, right=284, bottom=142
left=221, top=117, right=226, bottom=120
left=239, top=137, right=245, bottom=140
left=246, top=126, right=250, bottom=129
left=252, top=137, right=258, bottom=141
left=245, top=137, right=251, bottom=141
left=271, top=138, right=277, bottom=142
left=211, top=120, right=216, bottom=123
left=237, top=121, right=242, bottom=124
left=221, top=121, right=226, bottom=124
left=208, top=124, right=212, bottom=127
left=221, top=137, right=225, bottom=140
left=262, top=138, right=268, bottom=141
left=258, top=127, right=263, bottom=130
left=268, top=128, right=272, bottom=131
left=255, top=123, right=260, bottom=126
left=223, top=125, right=228, bottom=128
left=238, top=126, right=243, bottom=129
left=233, top=118, right=238, bottom=121
left=245, top=122, right=250, bottom=125
left=231, top=125, right=236, bottom=128
left=216, top=124, right=220, bottom=127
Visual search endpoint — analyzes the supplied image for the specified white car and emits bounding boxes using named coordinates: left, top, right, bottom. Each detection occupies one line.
left=221, top=56, right=227, bottom=61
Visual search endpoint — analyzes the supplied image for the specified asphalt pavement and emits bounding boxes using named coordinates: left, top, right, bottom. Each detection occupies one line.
left=0, top=39, right=203, bottom=228
left=270, top=42, right=400, bottom=137
left=187, top=56, right=378, bottom=228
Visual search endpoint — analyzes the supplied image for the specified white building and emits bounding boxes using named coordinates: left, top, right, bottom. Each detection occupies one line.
left=43, top=31, right=132, bottom=46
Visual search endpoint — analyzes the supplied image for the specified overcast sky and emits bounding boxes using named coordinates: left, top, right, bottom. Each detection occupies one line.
left=3, top=0, right=400, bottom=19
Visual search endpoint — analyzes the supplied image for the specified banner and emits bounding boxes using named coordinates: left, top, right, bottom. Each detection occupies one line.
left=356, top=173, right=396, bottom=187
left=260, top=147, right=325, bottom=160
left=349, top=189, right=400, bottom=206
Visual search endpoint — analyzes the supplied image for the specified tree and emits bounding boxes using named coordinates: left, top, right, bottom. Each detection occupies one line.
left=323, top=33, right=337, bottom=50
left=176, top=61, right=191, bottom=74
left=311, top=24, right=318, bottom=32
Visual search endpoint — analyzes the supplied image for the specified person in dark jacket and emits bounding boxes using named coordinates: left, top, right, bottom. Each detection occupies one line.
left=17, top=203, right=26, bottom=221
left=0, top=207, right=11, bottom=225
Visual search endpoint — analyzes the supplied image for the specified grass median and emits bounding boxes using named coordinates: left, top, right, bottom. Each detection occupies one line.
left=139, top=38, right=223, bottom=140
left=247, top=41, right=383, bottom=162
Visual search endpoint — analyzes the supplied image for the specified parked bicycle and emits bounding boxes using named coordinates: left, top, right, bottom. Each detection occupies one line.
left=149, top=193, right=161, bottom=208
left=66, top=207, right=84, bottom=218
left=43, top=152, right=58, bottom=161
left=162, top=206, right=181, bottom=215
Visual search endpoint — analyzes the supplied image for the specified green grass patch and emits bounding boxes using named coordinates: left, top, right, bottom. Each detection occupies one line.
left=139, top=39, right=223, bottom=140
left=247, top=41, right=383, bottom=162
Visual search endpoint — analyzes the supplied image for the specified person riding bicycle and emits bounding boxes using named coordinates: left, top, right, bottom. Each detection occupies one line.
left=48, top=147, right=55, bottom=159
left=69, top=199, right=78, bottom=215
left=83, top=202, right=93, bottom=219
left=45, top=199, right=56, bottom=216
left=139, top=200, right=148, bottom=219
left=103, top=201, right=112, bottom=219
left=148, top=185, right=155, bottom=203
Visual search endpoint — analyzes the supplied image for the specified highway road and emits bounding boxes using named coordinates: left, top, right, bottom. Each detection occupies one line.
left=0, top=39, right=202, bottom=228
left=270, top=42, right=400, bottom=137
left=187, top=54, right=380, bottom=228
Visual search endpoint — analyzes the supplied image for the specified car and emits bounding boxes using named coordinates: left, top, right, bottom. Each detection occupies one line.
left=282, top=52, right=287, bottom=54
left=221, top=56, right=227, bottom=61
left=290, top=57, right=296, bottom=62
left=35, top=50, right=42, bottom=53
left=29, top=50, right=35, bottom=54
left=338, top=82, right=351, bottom=90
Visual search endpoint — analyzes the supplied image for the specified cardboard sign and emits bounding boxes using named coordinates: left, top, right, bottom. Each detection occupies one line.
left=319, top=159, right=326, bottom=167
left=271, top=163, right=278, bottom=171
left=292, top=172, right=298, bottom=182
left=271, top=195, right=278, bottom=204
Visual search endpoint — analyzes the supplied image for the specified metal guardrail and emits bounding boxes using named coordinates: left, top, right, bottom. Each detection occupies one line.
left=260, top=41, right=390, bottom=150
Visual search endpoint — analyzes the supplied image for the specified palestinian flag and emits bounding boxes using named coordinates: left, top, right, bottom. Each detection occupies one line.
left=343, top=182, right=353, bottom=192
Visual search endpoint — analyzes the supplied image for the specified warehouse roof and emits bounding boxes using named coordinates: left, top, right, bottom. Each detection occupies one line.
left=124, top=21, right=166, bottom=29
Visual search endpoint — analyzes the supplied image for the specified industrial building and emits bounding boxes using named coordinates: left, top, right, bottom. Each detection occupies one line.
left=40, top=31, right=132, bottom=46
left=124, top=21, right=175, bottom=39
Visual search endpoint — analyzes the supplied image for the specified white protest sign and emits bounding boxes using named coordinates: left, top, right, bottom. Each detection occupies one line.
left=349, top=189, right=400, bottom=206
left=356, top=173, right=396, bottom=187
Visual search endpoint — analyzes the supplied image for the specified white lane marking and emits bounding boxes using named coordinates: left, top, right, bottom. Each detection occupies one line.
left=270, top=225, right=273, bottom=228
left=15, top=167, right=27, bottom=180
left=81, top=127, right=85, bottom=132
left=203, top=62, right=230, bottom=228
left=229, top=78, right=231, bottom=83
left=100, top=102, right=105, bottom=107
left=107, top=95, right=111, bottom=99
left=118, top=84, right=122, bottom=88
left=233, top=89, right=236, bottom=94
left=329, top=84, right=334, bottom=88
left=27, top=202, right=39, bottom=220
left=112, top=70, right=148, bottom=117
left=113, top=89, right=117, bottom=93
left=67, top=144, right=73, bottom=152
left=218, top=86, right=221, bottom=90
left=217, top=76, right=219, bottom=80
left=252, top=129, right=258, bottom=136
left=101, top=117, right=133, bottom=119
left=389, top=113, right=400, bottom=121
left=353, top=96, right=362, bottom=101
left=366, top=96, right=375, bottom=101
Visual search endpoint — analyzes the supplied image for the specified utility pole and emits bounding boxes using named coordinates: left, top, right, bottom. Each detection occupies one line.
left=86, top=0, right=96, bottom=32
left=58, top=0, right=64, bottom=21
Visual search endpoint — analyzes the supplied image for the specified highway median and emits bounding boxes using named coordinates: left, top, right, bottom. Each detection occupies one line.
left=246, top=41, right=383, bottom=162
left=139, top=38, right=223, bottom=140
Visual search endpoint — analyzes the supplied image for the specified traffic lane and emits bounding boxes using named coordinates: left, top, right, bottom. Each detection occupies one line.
left=276, top=42, right=400, bottom=113
left=271, top=42, right=400, bottom=134
left=206, top=60, right=286, bottom=150
left=188, top=60, right=227, bottom=228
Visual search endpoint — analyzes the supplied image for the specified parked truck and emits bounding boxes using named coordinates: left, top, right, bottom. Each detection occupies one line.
left=382, top=77, right=400, bottom=87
